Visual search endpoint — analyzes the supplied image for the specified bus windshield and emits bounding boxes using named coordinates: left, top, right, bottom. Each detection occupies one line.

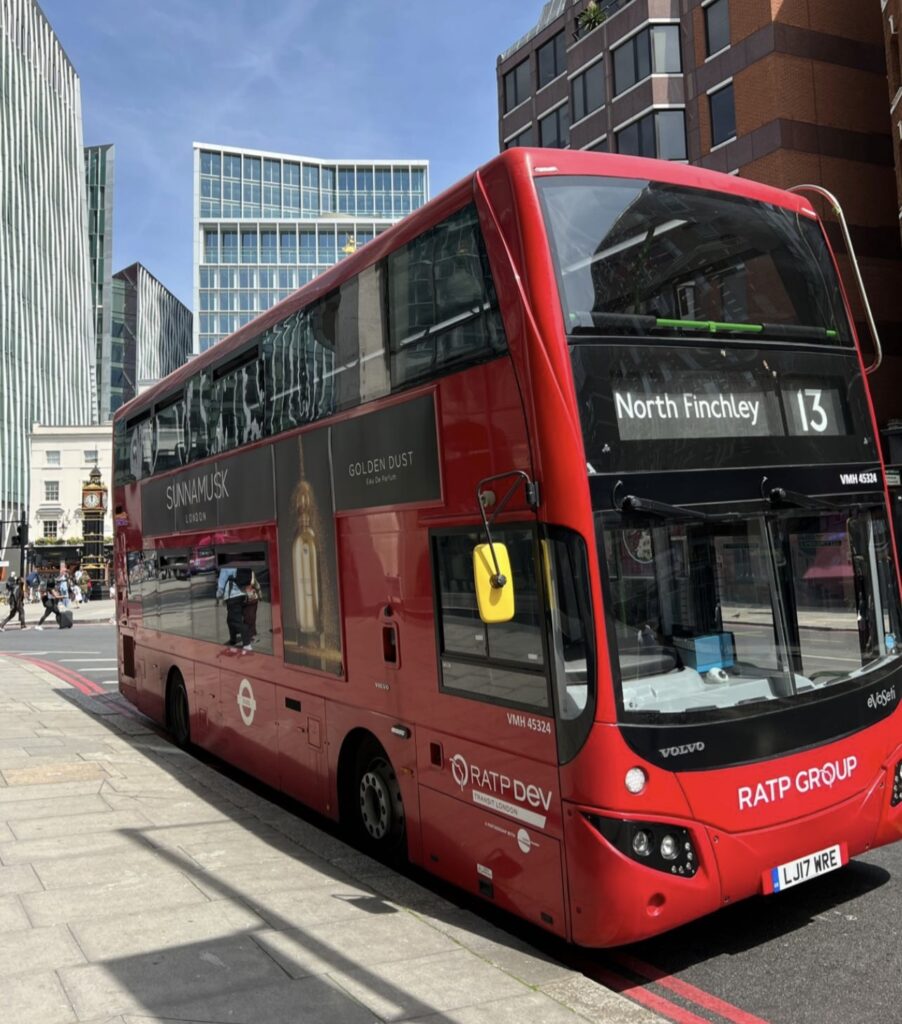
left=600, top=508, right=901, bottom=718
left=536, top=176, right=852, bottom=345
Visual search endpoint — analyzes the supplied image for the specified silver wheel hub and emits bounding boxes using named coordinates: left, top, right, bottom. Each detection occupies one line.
left=360, top=769, right=392, bottom=839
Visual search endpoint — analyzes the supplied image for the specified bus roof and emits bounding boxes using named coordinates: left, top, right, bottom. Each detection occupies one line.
left=116, top=147, right=818, bottom=422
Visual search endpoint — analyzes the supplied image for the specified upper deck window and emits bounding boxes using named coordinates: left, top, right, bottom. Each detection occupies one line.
left=536, top=176, right=853, bottom=346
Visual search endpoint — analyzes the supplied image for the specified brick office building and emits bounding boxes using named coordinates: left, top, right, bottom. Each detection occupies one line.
left=498, top=0, right=902, bottom=426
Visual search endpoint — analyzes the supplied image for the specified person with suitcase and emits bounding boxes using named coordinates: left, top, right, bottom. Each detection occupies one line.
left=35, top=585, right=62, bottom=629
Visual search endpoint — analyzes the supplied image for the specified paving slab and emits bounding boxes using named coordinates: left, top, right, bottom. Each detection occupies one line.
left=22, top=871, right=210, bottom=927
left=124, top=975, right=378, bottom=1024
left=58, top=935, right=291, bottom=1019
left=71, top=899, right=267, bottom=960
left=0, top=923, right=85, bottom=977
left=0, top=863, right=42, bottom=896
left=0, top=969, right=77, bottom=1024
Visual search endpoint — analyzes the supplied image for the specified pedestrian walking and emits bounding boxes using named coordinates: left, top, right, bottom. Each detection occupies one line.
left=0, top=576, right=26, bottom=630
left=35, top=586, right=62, bottom=629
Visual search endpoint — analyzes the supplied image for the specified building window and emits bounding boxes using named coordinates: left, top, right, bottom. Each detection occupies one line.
left=46, top=450, right=60, bottom=466
left=616, top=109, right=687, bottom=160
left=84, top=450, right=98, bottom=464
left=504, top=59, right=531, bottom=112
left=705, top=0, right=730, bottom=56
left=43, top=521, right=58, bottom=540
left=586, top=136, right=609, bottom=152
left=505, top=125, right=535, bottom=149
left=710, top=82, right=736, bottom=146
left=572, top=61, right=605, bottom=122
left=537, top=30, right=566, bottom=89
left=613, top=25, right=681, bottom=96
left=44, top=481, right=59, bottom=502
left=539, top=104, right=570, bottom=148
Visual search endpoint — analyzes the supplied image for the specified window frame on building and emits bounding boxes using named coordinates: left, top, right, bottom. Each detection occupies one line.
left=612, top=24, right=682, bottom=96
left=43, top=520, right=58, bottom=540
left=615, top=108, right=687, bottom=160
left=571, top=58, right=605, bottom=124
left=46, top=450, right=60, bottom=466
left=504, top=124, right=536, bottom=149
left=537, top=30, right=567, bottom=90
left=703, top=0, right=730, bottom=58
left=504, top=59, right=531, bottom=113
left=709, top=80, right=736, bottom=147
left=539, top=102, right=570, bottom=148
left=44, top=480, right=59, bottom=502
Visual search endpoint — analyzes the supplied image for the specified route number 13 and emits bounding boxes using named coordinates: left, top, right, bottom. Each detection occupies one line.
left=796, top=389, right=828, bottom=433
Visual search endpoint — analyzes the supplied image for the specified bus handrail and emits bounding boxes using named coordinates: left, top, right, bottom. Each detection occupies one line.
left=788, top=183, right=882, bottom=376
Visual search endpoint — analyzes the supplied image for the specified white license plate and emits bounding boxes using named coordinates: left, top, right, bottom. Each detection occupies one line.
left=765, top=843, right=846, bottom=894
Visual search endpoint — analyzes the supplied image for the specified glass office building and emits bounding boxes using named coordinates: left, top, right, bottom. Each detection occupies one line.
left=194, top=143, right=430, bottom=352
left=85, top=143, right=115, bottom=422
left=0, top=0, right=96, bottom=532
left=111, top=263, right=193, bottom=408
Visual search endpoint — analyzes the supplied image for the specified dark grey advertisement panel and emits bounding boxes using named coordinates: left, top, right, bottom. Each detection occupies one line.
left=141, top=447, right=275, bottom=537
left=331, top=392, right=441, bottom=511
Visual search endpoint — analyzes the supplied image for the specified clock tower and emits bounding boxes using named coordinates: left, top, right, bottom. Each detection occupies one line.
left=81, top=466, right=107, bottom=599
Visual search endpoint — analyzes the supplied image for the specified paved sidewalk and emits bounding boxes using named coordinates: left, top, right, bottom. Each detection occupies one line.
left=0, top=654, right=664, bottom=1024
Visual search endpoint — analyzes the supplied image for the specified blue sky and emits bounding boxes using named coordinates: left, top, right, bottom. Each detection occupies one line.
left=39, top=0, right=538, bottom=308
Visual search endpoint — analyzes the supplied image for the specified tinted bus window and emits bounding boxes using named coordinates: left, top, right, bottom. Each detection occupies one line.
left=434, top=527, right=549, bottom=711
left=212, top=356, right=265, bottom=455
left=153, top=396, right=187, bottom=473
left=387, top=204, right=507, bottom=389
left=536, top=177, right=852, bottom=345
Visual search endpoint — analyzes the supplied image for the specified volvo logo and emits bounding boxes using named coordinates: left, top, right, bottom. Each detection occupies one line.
left=659, top=742, right=706, bottom=758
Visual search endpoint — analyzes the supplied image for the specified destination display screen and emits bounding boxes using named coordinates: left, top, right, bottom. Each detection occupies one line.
left=571, top=344, right=874, bottom=475
left=613, top=373, right=847, bottom=442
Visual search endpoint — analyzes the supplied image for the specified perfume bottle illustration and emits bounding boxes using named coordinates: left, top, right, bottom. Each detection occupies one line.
left=292, top=478, right=321, bottom=635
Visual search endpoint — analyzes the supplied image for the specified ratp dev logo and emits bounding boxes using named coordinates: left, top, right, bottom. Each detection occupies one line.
left=450, top=753, right=469, bottom=790
left=447, top=752, right=552, bottom=829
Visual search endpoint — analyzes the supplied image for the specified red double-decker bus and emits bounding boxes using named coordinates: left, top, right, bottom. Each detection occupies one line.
left=113, top=149, right=902, bottom=946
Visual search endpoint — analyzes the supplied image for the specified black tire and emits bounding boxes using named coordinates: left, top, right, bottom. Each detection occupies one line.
left=354, top=741, right=405, bottom=854
left=167, top=675, right=191, bottom=749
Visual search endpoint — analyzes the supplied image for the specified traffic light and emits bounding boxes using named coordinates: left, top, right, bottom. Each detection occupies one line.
left=10, top=523, right=27, bottom=547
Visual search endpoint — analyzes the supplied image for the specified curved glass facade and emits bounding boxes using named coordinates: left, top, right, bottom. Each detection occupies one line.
left=194, top=144, right=430, bottom=353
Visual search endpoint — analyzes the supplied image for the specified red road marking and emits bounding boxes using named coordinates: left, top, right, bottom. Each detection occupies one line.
left=597, top=965, right=715, bottom=1024
left=6, top=653, right=105, bottom=695
left=614, top=953, right=772, bottom=1024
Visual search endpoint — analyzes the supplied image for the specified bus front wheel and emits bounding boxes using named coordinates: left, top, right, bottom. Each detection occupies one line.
left=166, top=674, right=191, bottom=749
left=354, top=741, right=405, bottom=852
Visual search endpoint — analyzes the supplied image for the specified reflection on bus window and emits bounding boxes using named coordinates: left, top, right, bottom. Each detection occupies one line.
left=600, top=510, right=901, bottom=716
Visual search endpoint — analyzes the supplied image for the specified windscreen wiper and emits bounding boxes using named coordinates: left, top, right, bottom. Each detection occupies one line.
left=762, top=479, right=842, bottom=512
left=613, top=481, right=708, bottom=521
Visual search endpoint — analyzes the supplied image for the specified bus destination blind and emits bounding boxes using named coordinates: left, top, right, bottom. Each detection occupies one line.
left=612, top=372, right=847, bottom=442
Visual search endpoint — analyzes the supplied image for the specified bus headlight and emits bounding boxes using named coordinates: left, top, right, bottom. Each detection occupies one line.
left=632, top=830, right=652, bottom=857
left=660, top=834, right=679, bottom=860
left=585, top=814, right=698, bottom=877
left=892, top=760, right=902, bottom=807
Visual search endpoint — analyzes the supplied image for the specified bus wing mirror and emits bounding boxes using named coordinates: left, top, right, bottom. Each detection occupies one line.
left=473, top=542, right=515, bottom=623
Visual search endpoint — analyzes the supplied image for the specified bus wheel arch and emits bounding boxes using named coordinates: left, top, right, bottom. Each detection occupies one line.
left=165, top=668, right=191, bottom=749
left=338, top=730, right=406, bottom=854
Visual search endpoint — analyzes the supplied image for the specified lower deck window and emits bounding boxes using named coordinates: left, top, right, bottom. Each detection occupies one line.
left=433, top=527, right=549, bottom=711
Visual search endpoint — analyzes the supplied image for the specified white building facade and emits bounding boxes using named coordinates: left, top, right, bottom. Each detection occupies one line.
left=0, top=1, right=97, bottom=536
left=193, top=143, right=430, bottom=353
left=28, top=425, right=112, bottom=548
